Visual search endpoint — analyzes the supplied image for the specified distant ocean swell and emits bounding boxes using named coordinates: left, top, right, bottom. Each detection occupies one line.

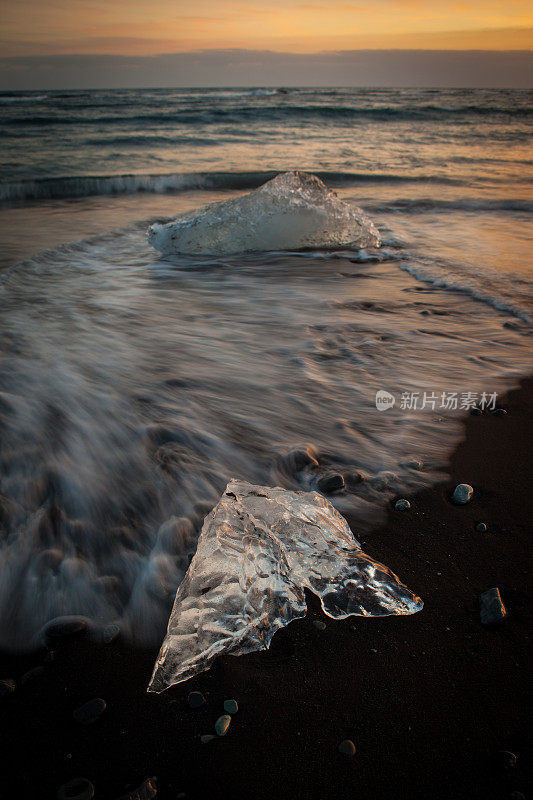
left=0, top=170, right=465, bottom=204
left=2, top=103, right=532, bottom=128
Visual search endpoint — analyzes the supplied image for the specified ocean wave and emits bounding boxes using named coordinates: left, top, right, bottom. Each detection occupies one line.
left=3, top=102, right=531, bottom=127
left=81, top=134, right=217, bottom=147
left=0, top=95, right=49, bottom=103
left=397, top=260, right=533, bottom=325
left=368, top=198, right=533, bottom=214
left=0, top=170, right=461, bottom=204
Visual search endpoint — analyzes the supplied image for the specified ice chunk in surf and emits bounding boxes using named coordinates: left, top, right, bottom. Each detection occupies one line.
left=148, top=171, right=380, bottom=256
left=149, top=480, right=422, bottom=691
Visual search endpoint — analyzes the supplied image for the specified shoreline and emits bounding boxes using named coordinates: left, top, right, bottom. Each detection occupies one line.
left=1, top=378, right=531, bottom=800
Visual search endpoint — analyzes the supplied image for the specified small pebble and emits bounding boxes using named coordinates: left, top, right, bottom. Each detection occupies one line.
left=346, top=471, right=365, bottom=485
left=476, top=522, right=487, bottom=532
left=215, top=714, right=231, bottom=736
left=313, top=620, right=326, bottom=631
left=57, top=777, right=95, bottom=800
left=73, top=697, right=107, bottom=725
left=497, top=751, right=517, bottom=769
left=285, top=445, right=319, bottom=472
left=223, top=699, right=238, bottom=714
left=43, top=616, right=88, bottom=645
left=470, top=407, right=482, bottom=416
left=21, top=666, right=45, bottom=685
left=0, top=678, right=16, bottom=697
left=317, top=473, right=345, bottom=494
left=201, top=734, right=215, bottom=744
left=338, top=739, right=356, bottom=756
left=452, top=483, right=473, bottom=504
left=102, top=623, right=120, bottom=644
left=479, top=588, right=507, bottom=625
left=493, top=408, right=507, bottom=416
left=115, top=777, right=157, bottom=799
left=406, top=458, right=423, bottom=470
left=395, top=499, right=411, bottom=511
left=187, top=691, right=205, bottom=709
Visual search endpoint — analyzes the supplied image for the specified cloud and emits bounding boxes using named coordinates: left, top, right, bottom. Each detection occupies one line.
left=0, top=48, right=531, bottom=90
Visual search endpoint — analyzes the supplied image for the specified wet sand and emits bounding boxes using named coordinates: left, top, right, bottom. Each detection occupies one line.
left=1, top=379, right=531, bottom=800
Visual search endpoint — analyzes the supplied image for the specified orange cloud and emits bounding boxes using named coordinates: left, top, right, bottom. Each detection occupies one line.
left=1, top=0, right=532, bottom=55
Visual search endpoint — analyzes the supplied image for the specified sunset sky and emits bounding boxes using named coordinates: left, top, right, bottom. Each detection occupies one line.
left=2, top=0, right=532, bottom=56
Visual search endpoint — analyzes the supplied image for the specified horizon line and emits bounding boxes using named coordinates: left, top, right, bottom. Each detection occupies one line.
left=2, top=47, right=533, bottom=58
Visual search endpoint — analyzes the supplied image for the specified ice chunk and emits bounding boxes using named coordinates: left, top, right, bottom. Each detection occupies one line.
left=148, top=479, right=422, bottom=692
left=148, top=171, right=380, bottom=256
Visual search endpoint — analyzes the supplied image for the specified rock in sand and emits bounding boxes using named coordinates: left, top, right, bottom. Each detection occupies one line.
left=42, top=616, right=88, bottom=646
left=215, top=714, right=231, bottom=736
left=57, top=777, right=95, bottom=800
left=395, top=499, right=411, bottom=511
left=223, top=699, right=239, bottom=714
left=452, top=484, right=473, bottom=504
left=479, top=588, right=507, bottom=625
left=73, top=697, right=107, bottom=725
left=187, top=691, right=205, bottom=709
left=317, top=473, right=345, bottom=494
left=115, top=777, right=157, bottom=799
left=338, top=739, right=356, bottom=756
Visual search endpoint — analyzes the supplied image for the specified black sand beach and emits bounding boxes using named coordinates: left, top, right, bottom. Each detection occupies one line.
left=1, top=378, right=531, bottom=800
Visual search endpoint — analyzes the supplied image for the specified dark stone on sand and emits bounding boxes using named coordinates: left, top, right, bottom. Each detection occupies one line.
left=285, top=445, right=319, bottom=472
left=395, top=499, right=411, bottom=511
left=57, top=777, right=95, bottom=800
left=21, top=666, right=45, bottom=685
left=42, top=616, right=88, bottom=645
left=497, top=751, right=517, bottom=769
left=317, top=473, right=345, bottom=494
left=145, top=424, right=181, bottom=447
left=224, top=699, right=239, bottom=714
left=338, top=739, right=356, bottom=756
left=493, top=408, right=507, bottom=416
left=452, top=484, right=473, bottom=505
left=470, top=407, right=482, bottom=416
left=187, top=691, right=205, bottom=709
left=346, top=471, right=365, bottom=485
left=102, top=623, right=120, bottom=644
left=479, top=588, right=507, bottom=625
left=215, top=714, right=231, bottom=736
left=114, top=777, right=157, bottom=799
left=0, top=678, right=16, bottom=697
left=313, top=620, right=326, bottom=631
left=476, top=522, right=488, bottom=532
left=73, top=697, right=107, bottom=725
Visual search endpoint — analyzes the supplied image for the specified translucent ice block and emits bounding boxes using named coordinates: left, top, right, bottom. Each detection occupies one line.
left=148, top=171, right=380, bottom=256
left=149, top=480, right=422, bottom=691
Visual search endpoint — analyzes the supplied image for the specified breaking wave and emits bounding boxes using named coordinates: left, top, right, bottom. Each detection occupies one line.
left=0, top=170, right=463, bottom=204
left=2, top=103, right=532, bottom=127
left=368, top=198, right=533, bottom=214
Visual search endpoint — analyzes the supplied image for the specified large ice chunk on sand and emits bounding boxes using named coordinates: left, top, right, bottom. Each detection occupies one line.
left=148, top=171, right=380, bottom=256
left=148, top=479, right=422, bottom=692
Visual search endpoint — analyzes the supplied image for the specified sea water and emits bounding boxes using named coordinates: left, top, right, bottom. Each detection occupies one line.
left=0, top=87, right=531, bottom=649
